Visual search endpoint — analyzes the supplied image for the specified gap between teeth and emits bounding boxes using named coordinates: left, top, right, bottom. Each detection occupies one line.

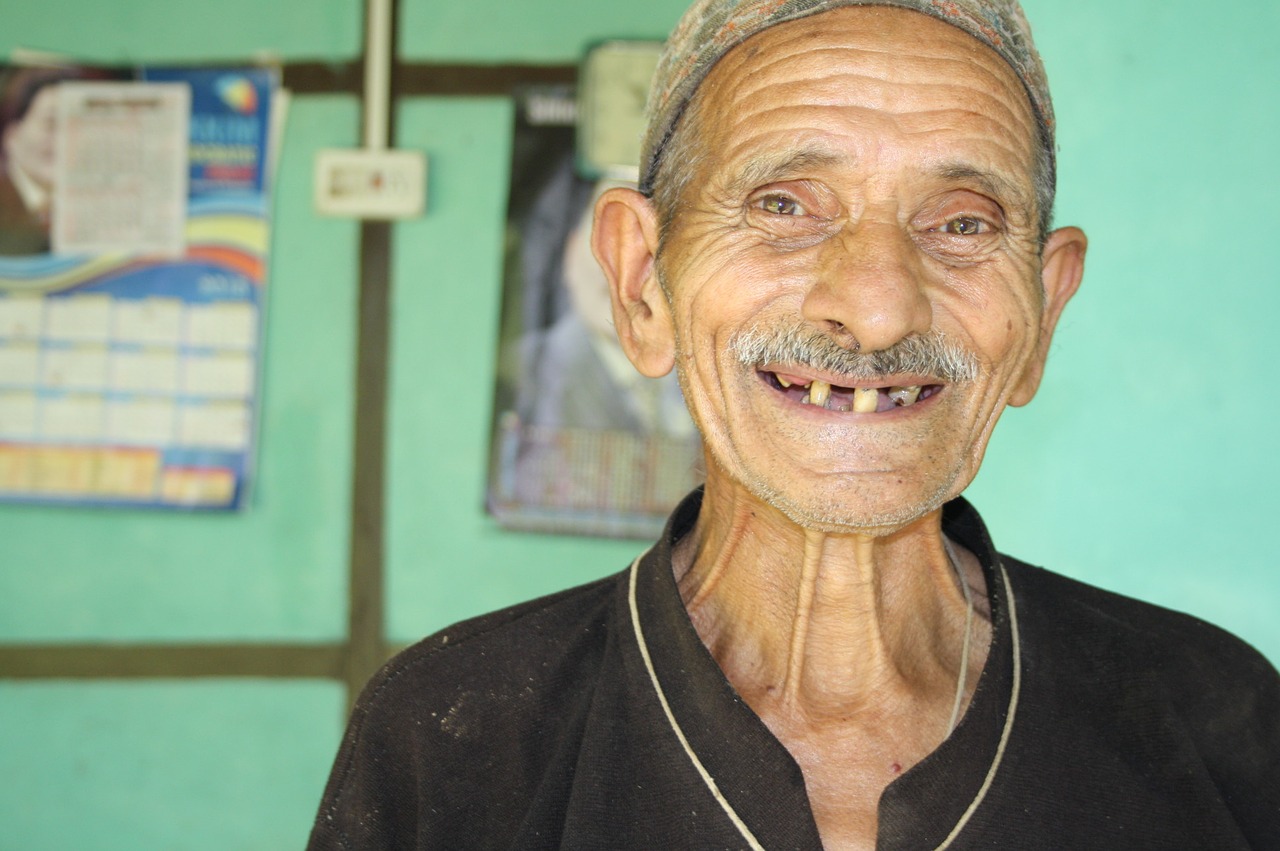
left=795, top=378, right=922, bottom=411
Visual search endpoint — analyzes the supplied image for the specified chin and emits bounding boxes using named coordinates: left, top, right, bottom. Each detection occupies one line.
left=743, top=467, right=963, bottom=536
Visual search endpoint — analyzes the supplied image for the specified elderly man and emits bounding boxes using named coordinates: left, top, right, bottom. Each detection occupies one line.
left=309, top=1, right=1280, bottom=848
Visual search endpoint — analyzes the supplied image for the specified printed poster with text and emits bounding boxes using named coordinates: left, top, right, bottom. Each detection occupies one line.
left=0, top=65, right=282, bottom=510
left=486, top=86, right=703, bottom=539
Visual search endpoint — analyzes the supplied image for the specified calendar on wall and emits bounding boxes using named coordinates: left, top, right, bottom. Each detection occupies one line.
left=0, top=64, right=283, bottom=510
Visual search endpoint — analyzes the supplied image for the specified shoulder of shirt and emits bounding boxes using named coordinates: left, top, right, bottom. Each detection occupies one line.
left=309, top=571, right=630, bottom=848
left=1003, top=555, right=1274, bottom=665
left=1001, top=554, right=1280, bottom=809
left=349, top=569, right=625, bottom=714
left=999, top=553, right=1280, bottom=740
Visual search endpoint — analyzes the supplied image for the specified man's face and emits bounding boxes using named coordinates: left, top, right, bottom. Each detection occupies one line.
left=3, top=86, right=60, bottom=190
left=649, top=6, right=1081, bottom=532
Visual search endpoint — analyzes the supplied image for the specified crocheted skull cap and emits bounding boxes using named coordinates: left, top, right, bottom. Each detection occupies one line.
left=639, top=0, right=1053, bottom=195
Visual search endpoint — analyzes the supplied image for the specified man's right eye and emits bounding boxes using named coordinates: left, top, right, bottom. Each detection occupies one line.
left=756, top=194, right=803, bottom=216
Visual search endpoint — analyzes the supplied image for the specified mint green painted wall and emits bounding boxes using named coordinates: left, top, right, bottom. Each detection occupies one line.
left=0, top=681, right=344, bottom=850
left=0, top=0, right=358, bottom=63
left=401, top=0, right=695, bottom=61
left=2, top=0, right=1278, bottom=848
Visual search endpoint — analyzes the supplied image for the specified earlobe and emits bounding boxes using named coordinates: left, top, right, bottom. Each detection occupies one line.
left=590, top=187, right=676, bottom=378
left=1009, top=226, right=1087, bottom=407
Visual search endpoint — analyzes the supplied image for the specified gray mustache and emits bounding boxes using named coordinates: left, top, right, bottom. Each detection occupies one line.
left=729, top=324, right=979, bottom=384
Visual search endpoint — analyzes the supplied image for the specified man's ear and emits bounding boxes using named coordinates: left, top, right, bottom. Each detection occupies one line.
left=1009, top=226, right=1087, bottom=407
left=590, top=187, right=676, bottom=378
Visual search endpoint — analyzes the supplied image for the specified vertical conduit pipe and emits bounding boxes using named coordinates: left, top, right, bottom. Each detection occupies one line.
left=363, top=0, right=393, bottom=150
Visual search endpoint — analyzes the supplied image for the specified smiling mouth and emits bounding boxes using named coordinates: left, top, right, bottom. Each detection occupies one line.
left=762, top=370, right=943, bottom=413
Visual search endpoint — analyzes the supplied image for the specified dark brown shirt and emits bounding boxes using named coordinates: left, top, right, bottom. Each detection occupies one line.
left=309, top=494, right=1280, bottom=849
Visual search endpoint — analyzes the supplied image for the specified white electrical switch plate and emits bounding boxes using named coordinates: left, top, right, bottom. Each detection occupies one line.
left=314, top=148, right=427, bottom=219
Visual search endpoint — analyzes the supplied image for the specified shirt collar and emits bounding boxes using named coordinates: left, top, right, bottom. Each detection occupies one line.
left=626, top=490, right=1018, bottom=848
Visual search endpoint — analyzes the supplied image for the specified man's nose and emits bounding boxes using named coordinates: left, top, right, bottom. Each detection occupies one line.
left=800, top=220, right=932, bottom=352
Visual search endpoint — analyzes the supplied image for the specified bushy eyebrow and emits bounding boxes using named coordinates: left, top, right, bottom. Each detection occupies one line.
left=719, top=146, right=847, bottom=200
left=929, top=161, right=1034, bottom=220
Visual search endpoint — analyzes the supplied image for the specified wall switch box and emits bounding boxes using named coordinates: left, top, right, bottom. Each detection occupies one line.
left=314, top=149, right=426, bottom=219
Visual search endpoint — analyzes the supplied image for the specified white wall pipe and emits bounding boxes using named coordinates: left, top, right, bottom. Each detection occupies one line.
left=363, top=0, right=393, bottom=150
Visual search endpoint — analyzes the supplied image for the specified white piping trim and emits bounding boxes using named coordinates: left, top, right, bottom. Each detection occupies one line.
left=943, top=534, right=976, bottom=736
left=935, top=564, right=1022, bottom=850
left=627, top=556, right=766, bottom=851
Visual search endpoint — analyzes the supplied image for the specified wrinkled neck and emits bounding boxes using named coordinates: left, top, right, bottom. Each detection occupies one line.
left=675, top=479, right=988, bottom=723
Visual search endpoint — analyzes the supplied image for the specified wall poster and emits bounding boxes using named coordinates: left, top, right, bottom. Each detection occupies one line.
left=0, top=63, right=283, bottom=510
left=486, top=85, right=703, bottom=539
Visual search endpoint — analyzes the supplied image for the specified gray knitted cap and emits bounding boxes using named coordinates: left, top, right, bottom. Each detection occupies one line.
left=639, top=0, right=1053, bottom=195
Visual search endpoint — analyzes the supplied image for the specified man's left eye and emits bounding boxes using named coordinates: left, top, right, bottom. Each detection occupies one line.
left=941, top=216, right=984, bottom=235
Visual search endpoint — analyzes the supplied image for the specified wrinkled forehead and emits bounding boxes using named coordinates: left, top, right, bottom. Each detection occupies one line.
left=708, top=7, right=1031, bottom=109
left=640, top=0, right=1053, bottom=195
left=674, top=9, right=1043, bottom=224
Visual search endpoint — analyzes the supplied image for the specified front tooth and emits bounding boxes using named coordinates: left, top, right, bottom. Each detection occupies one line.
left=853, top=387, right=878, bottom=413
left=888, top=385, right=922, bottom=407
left=809, top=379, right=831, bottom=408
left=777, top=375, right=792, bottom=388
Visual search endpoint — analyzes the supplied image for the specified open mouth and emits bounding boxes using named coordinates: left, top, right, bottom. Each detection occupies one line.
left=762, top=370, right=943, bottom=413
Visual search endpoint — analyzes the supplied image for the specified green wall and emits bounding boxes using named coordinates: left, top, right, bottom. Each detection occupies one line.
left=2, top=0, right=1278, bottom=847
